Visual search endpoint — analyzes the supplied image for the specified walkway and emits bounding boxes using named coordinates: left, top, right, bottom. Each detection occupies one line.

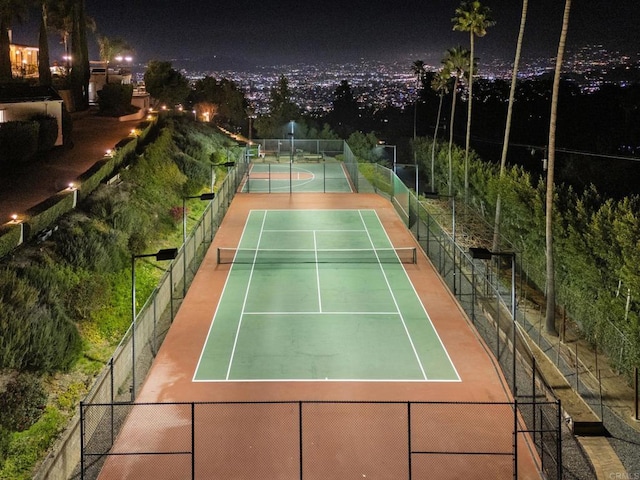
left=0, top=109, right=141, bottom=223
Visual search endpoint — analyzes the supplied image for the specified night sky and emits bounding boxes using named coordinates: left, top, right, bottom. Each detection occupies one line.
left=12, top=0, right=640, bottom=67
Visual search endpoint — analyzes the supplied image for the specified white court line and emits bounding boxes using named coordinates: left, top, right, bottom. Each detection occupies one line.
left=242, top=311, right=400, bottom=316
left=197, top=378, right=460, bottom=383
left=314, top=231, right=323, bottom=313
left=225, top=210, right=268, bottom=380
left=192, top=210, right=259, bottom=382
left=358, top=210, right=428, bottom=381
left=369, top=210, right=461, bottom=382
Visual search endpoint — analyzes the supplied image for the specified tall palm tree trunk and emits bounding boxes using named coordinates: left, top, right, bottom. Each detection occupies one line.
left=464, top=33, right=474, bottom=201
left=492, top=0, right=528, bottom=252
left=545, top=0, right=572, bottom=335
left=0, top=18, right=12, bottom=82
left=448, top=77, right=460, bottom=196
left=432, top=92, right=444, bottom=192
left=38, top=3, right=52, bottom=86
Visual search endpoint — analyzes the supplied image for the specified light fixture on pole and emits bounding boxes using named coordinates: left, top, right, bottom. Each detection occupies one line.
left=131, top=248, right=178, bottom=400
left=182, top=193, right=216, bottom=296
left=288, top=121, right=295, bottom=164
left=469, top=247, right=517, bottom=396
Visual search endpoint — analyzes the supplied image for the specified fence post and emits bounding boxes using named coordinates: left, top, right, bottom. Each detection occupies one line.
left=471, top=262, right=475, bottom=324
left=575, top=343, right=579, bottom=392
left=191, top=403, right=195, bottom=480
left=299, top=402, right=304, bottom=480
left=513, top=398, right=518, bottom=480
left=110, top=358, right=115, bottom=444
left=80, top=401, right=85, bottom=480
left=635, top=367, right=638, bottom=421
left=407, top=402, right=412, bottom=480
left=557, top=399, right=563, bottom=480
left=532, top=357, right=537, bottom=449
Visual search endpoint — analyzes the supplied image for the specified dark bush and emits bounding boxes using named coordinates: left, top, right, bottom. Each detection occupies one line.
left=0, top=121, right=39, bottom=167
left=0, top=374, right=47, bottom=432
left=97, top=83, right=137, bottom=117
left=30, top=114, right=58, bottom=151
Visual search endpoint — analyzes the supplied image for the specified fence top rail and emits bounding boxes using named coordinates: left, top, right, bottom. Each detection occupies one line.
left=81, top=399, right=559, bottom=408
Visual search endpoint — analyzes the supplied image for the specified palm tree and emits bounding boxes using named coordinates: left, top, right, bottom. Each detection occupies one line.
left=545, top=0, right=572, bottom=335
left=69, top=0, right=90, bottom=110
left=442, top=46, right=470, bottom=195
left=0, top=0, right=28, bottom=82
left=453, top=0, right=495, bottom=201
left=97, top=35, right=132, bottom=84
left=411, top=60, right=426, bottom=148
left=38, top=1, right=52, bottom=86
left=492, top=0, right=528, bottom=252
left=430, top=68, right=451, bottom=193
left=47, top=0, right=74, bottom=74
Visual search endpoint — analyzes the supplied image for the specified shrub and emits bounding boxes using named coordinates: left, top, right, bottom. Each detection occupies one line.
left=97, top=83, right=137, bottom=117
left=0, top=121, right=39, bottom=167
left=0, top=268, right=82, bottom=372
left=0, top=375, right=47, bottom=432
left=54, top=214, right=128, bottom=272
left=30, top=114, right=58, bottom=152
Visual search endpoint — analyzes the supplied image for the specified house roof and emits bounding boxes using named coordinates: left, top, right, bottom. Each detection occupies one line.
left=0, top=85, right=62, bottom=104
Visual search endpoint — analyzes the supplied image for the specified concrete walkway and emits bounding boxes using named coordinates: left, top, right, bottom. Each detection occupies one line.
left=0, top=109, right=141, bottom=223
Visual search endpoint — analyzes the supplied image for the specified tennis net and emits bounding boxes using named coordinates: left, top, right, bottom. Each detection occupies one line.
left=216, top=247, right=417, bottom=264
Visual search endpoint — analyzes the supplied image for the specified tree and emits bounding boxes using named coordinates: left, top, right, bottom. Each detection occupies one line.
left=46, top=0, right=74, bottom=76
left=254, top=75, right=300, bottom=138
left=492, top=0, right=528, bottom=252
left=190, top=76, right=247, bottom=128
left=411, top=60, right=426, bottom=148
left=97, top=35, right=132, bottom=85
left=69, top=0, right=91, bottom=110
left=430, top=68, right=451, bottom=192
left=143, top=60, right=190, bottom=108
left=330, top=80, right=359, bottom=138
left=442, top=46, right=470, bottom=195
left=453, top=0, right=495, bottom=200
left=545, top=0, right=572, bottom=335
left=37, top=2, right=52, bottom=86
left=0, top=0, right=28, bottom=82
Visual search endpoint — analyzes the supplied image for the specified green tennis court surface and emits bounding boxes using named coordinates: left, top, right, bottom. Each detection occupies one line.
left=242, top=162, right=353, bottom=193
left=194, top=209, right=459, bottom=382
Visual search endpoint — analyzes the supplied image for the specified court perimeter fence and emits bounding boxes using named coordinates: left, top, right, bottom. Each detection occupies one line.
left=72, top=143, right=573, bottom=480
left=80, top=400, right=562, bottom=480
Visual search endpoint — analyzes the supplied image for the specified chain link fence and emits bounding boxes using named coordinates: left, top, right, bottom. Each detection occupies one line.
left=80, top=400, right=560, bottom=480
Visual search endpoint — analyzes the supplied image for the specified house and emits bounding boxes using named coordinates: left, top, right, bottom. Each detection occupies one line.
left=7, top=30, right=39, bottom=79
left=0, top=85, right=65, bottom=146
left=89, top=60, right=132, bottom=105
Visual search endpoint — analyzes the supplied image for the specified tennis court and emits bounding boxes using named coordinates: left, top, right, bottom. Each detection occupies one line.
left=194, top=209, right=459, bottom=382
left=94, top=193, right=542, bottom=480
left=243, top=161, right=353, bottom=193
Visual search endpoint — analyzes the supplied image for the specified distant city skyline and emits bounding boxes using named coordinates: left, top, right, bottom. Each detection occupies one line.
left=9, top=0, right=640, bottom=69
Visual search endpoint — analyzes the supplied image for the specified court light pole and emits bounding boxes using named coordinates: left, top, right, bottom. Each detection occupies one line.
left=469, top=247, right=517, bottom=397
left=288, top=120, right=295, bottom=164
left=131, top=248, right=178, bottom=401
